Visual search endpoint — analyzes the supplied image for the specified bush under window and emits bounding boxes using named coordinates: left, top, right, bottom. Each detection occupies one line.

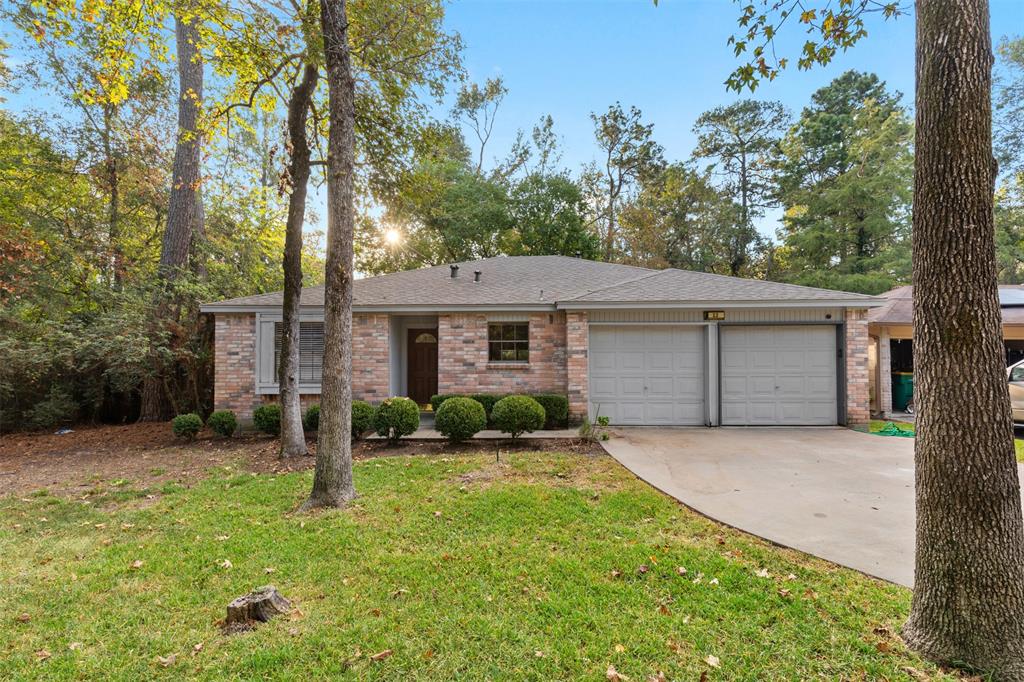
left=253, top=403, right=282, bottom=435
left=207, top=410, right=237, bottom=437
left=172, top=413, right=203, bottom=440
left=435, top=396, right=487, bottom=443
left=491, top=395, right=545, bottom=439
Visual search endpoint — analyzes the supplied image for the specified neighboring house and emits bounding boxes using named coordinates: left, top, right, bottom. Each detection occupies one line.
left=200, top=255, right=880, bottom=427
left=868, top=285, right=1024, bottom=417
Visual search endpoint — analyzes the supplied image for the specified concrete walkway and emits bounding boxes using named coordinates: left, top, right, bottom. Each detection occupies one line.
left=602, top=427, right=923, bottom=585
left=367, top=428, right=579, bottom=440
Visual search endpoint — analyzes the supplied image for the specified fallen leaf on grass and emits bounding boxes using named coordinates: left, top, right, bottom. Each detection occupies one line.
left=264, top=567, right=275, bottom=574
left=369, top=649, right=393, bottom=662
left=658, top=604, right=671, bottom=616
left=35, top=650, right=51, bottom=662
left=606, top=664, right=630, bottom=681
left=218, top=559, right=232, bottom=569
left=192, top=643, right=203, bottom=655
left=68, top=642, right=82, bottom=651
left=667, top=639, right=684, bottom=654
left=637, top=565, right=649, bottom=575
left=675, top=566, right=687, bottom=576
left=708, top=578, right=719, bottom=586
left=130, top=560, right=144, bottom=569
left=778, top=589, right=792, bottom=598
left=433, top=511, right=442, bottom=518
left=534, top=650, right=545, bottom=658
left=422, top=649, right=434, bottom=659
left=786, top=573, right=797, bottom=581
left=156, top=654, right=176, bottom=667
left=614, top=644, right=626, bottom=653
left=875, top=641, right=892, bottom=654
left=647, top=672, right=668, bottom=682
left=903, top=666, right=930, bottom=681
left=610, top=569, right=623, bottom=578
left=704, top=654, right=721, bottom=668
left=755, top=568, right=771, bottom=578
left=16, top=613, right=30, bottom=623
left=391, top=589, right=409, bottom=599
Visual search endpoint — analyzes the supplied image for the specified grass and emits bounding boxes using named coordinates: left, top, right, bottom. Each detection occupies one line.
left=0, top=452, right=954, bottom=681
left=870, top=418, right=1024, bottom=461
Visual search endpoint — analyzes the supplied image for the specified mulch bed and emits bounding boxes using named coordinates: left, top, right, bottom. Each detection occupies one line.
left=0, top=423, right=602, bottom=497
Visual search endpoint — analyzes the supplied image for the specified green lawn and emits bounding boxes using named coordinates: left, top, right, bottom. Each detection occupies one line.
left=1, top=451, right=954, bottom=680
left=870, top=418, right=1024, bottom=461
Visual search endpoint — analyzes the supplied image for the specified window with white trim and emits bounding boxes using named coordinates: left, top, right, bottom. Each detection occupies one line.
left=273, top=322, right=324, bottom=383
left=487, top=322, right=529, bottom=362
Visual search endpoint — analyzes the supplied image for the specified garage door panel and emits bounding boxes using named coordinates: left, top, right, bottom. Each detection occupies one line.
left=589, top=326, right=706, bottom=426
left=721, top=325, right=837, bottom=426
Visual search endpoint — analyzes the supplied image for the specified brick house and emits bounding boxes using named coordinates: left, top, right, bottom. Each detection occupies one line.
left=200, top=256, right=880, bottom=427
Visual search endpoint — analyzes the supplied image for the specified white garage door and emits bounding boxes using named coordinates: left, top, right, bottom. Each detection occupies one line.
left=589, top=326, right=706, bottom=425
left=720, top=325, right=837, bottom=425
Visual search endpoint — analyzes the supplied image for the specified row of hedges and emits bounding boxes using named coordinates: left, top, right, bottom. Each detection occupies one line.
left=254, top=400, right=381, bottom=441
left=430, top=393, right=568, bottom=429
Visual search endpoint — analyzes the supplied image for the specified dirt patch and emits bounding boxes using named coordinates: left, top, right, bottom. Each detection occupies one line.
left=0, top=424, right=603, bottom=498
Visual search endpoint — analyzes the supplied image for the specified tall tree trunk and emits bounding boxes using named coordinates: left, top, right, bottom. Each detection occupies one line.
left=278, top=63, right=318, bottom=459
left=902, top=0, right=1024, bottom=676
left=139, top=13, right=205, bottom=422
left=302, top=0, right=356, bottom=509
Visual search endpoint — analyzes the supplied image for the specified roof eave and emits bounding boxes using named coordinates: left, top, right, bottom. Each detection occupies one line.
left=556, top=299, right=883, bottom=310
left=199, top=303, right=560, bottom=314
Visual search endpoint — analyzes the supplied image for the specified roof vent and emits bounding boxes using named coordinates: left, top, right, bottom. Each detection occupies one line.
left=450, top=264, right=459, bottom=278
left=474, top=270, right=481, bottom=283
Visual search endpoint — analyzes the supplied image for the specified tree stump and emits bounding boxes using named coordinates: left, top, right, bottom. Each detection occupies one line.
left=226, top=586, right=291, bottom=627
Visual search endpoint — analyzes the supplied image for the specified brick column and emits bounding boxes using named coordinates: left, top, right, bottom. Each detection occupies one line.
left=845, top=308, right=870, bottom=427
left=877, top=327, right=892, bottom=417
left=352, top=313, right=390, bottom=402
left=213, top=313, right=261, bottom=421
left=566, top=311, right=589, bottom=423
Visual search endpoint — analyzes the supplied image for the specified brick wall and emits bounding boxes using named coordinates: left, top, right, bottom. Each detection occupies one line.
left=352, top=313, right=390, bottom=401
left=213, top=313, right=261, bottom=421
left=876, top=327, right=892, bottom=417
left=437, top=312, right=568, bottom=396
left=214, top=313, right=390, bottom=421
left=845, top=308, right=871, bottom=427
left=566, top=311, right=589, bottom=422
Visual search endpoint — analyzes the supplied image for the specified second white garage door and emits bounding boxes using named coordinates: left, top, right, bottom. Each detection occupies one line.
left=589, top=326, right=706, bottom=425
left=720, top=325, right=838, bottom=425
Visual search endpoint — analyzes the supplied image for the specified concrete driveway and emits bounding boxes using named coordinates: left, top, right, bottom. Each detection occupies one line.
left=602, top=428, right=921, bottom=585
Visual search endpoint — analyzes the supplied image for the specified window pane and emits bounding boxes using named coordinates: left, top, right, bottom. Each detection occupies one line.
left=501, top=347, right=516, bottom=361
left=516, top=346, right=529, bottom=362
left=488, top=343, right=501, bottom=361
left=514, top=324, right=528, bottom=341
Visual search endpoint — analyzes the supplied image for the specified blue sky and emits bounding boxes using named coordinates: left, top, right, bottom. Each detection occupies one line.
left=445, top=0, right=1023, bottom=170
left=434, top=0, right=1024, bottom=237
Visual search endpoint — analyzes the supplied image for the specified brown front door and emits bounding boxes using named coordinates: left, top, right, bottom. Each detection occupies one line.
left=407, top=328, right=438, bottom=406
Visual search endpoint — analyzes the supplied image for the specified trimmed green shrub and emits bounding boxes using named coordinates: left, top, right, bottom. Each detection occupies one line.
left=491, top=395, right=545, bottom=439
left=207, top=410, right=237, bottom=437
left=303, top=404, right=320, bottom=432
left=430, top=393, right=568, bottom=429
left=435, top=396, right=487, bottom=443
left=373, top=397, right=420, bottom=442
left=172, top=413, right=203, bottom=440
left=352, top=400, right=374, bottom=439
left=531, top=394, right=569, bottom=428
left=253, top=403, right=282, bottom=436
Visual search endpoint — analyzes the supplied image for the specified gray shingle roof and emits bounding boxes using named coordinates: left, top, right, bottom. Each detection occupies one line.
left=869, top=284, right=1024, bottom=325
left=202, top=256, right=653, bottom=310
left=564, top=267, right=878, bottom=304
left=201, top=255, right=878, bottom=311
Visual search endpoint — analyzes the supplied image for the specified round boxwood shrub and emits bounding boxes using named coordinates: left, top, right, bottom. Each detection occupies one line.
left=373, top=397, right=420, bottom=443
left=172, top=413, right=203, bottom=440
left=435, top=396, right=487, bottom=443
left=303, top=404, right=320, bottom=432
left=207, top=410, right=237, bottom=437
left=352, top=400, right=375, bottom=440
left=491, top=395, right=546, bottom=439
left=253, top=403, right=282, bottom=436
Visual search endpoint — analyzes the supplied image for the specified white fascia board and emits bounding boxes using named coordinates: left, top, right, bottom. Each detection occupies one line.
left=201, top=303, right=559, bottom=314
left=556, top=300, right=882, bottom=310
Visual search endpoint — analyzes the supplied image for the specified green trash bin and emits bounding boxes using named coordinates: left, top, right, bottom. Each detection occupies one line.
left=892, top=372, right=914, bottom=411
